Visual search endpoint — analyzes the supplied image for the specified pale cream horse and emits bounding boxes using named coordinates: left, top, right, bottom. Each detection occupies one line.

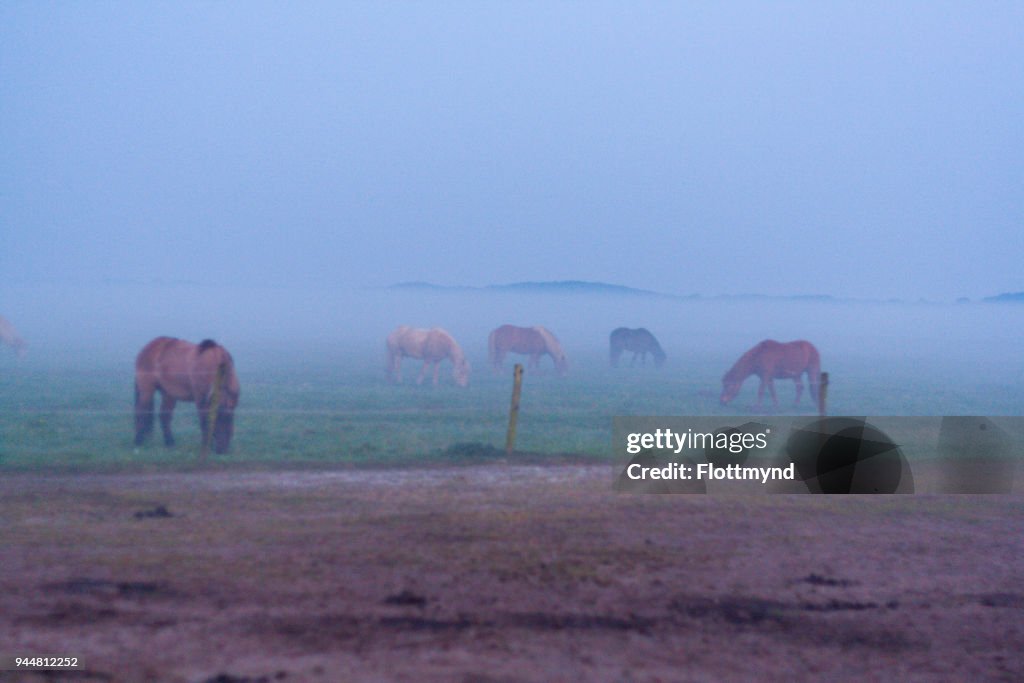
left=386, top=326, right=470, bottom=387
left=0, top=315, right=26, bottom=357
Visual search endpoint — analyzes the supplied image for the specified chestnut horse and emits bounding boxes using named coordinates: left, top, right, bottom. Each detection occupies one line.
left=0, top=315, right=26, bottom=357
left=720, top=339, right=820, bottom=408
left=134, top=337, right=241, bottom=453
left=609, top=327, right=666, bottom=368
left=488, top=324, right=568, bottom=375
left=386, top=326, right=470, bottom=387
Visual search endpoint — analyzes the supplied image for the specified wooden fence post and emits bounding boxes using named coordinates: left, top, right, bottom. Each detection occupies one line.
left=505, top=364, right=524, bottom=455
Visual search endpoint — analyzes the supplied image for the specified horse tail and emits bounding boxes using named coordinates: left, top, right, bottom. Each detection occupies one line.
left=197, top=339, right=219, bottom=354
left=806, top=343, right=822, bottom=403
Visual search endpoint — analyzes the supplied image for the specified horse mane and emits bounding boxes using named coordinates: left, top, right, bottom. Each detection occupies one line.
left=723, top=340, right=775, bottom=381
left=532, top=326, right=565, bottom=359
left=643, top=329, right=667, bottom=361
left=433, top=328, right=466, bottom=364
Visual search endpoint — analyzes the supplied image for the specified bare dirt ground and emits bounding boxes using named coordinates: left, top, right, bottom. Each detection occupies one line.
left=1, top=464, right=1022, bottom=683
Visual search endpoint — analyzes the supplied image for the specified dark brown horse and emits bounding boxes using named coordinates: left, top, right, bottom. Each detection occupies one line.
left=609, top=327, right=666, bottom=368
left=134, top=337, right=240, bottom=453
left=720, top=339, right=820, bottom=408
left=488, top=324, right=568, bottom=375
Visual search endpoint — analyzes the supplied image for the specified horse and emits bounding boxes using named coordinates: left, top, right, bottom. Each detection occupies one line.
left=609, top=327, right=666, bottom=368
left=386, top=326, right=470, bottom=387
left=134, top=337, right=241, bottom=454
left=488, top=324, right=568, bottom=376
left=720, top=339, right=820, bottom=409
left=0, top=315, right=26, bottom=357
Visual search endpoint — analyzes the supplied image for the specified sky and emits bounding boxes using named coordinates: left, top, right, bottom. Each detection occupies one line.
left=2, top=2, right=1021, bottom=300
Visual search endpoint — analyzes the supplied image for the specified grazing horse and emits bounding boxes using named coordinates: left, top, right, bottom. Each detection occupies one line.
left=0, top=315, right=26, bottom=357
left=488, top=324, right=568, bottom=376
left=386, top=326, right=470, bottom=387
left=134, top=337, right=241, bottom=453
left=609, top=327, right=666, bottom=368
left=720, top=339, right=820, bottom=408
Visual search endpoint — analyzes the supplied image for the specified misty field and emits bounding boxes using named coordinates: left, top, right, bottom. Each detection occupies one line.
left=2, top=288, right=1022, bottom=470
left=0, top=343, right=1020, bottom=471
left=1, top=296, right=1023, bottom=682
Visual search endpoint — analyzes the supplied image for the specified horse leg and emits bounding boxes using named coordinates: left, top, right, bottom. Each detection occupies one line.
left=159, top=394, right=177, bottom=447
left=768, top=379, right=779, bottom=407
left=416, top=361, right=430, bottom=385
left=793, top=377, right=804, bottom=405
left=134, top=382, right=156, bottom=445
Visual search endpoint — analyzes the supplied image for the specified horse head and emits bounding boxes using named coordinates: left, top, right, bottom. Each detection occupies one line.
left=533, top=326, right=568, bottom=377
left=720, top=375, right=742, bottom=405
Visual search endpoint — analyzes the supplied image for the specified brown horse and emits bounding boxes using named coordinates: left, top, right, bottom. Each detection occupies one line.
left=609, top=327, right=666, bottom=367
left=134, top=337, right=241, bottom=453
left=0, top=315, right=26, bottom=357
left=720, top=339, right=820, bottom=408
left=386, top=326, right=470, bottom=387
left=488, top=324, right=568, bottom=375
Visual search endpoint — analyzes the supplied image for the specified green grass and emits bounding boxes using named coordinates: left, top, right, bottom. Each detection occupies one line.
left=0, top=350, right=1019, bottom=472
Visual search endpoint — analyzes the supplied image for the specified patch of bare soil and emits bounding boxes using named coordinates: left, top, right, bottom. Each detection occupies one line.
left=1, top=465, right=1022, bottom=682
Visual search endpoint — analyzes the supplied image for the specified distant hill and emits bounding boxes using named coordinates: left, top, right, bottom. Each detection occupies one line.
left=389, top=280, right=1024, bottom=304
left=385, top=280, right=844, bottom=302
left=983, top=292, right=1024, bottom=303
left=388, top=280, right=679, bottom=298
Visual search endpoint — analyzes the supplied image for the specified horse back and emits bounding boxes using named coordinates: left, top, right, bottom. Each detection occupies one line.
left=388, top=326, right=431, bottom=358
left=759, top=339, right=819, bottom=378
left=493, top=325, right=546, bottom=354
left=423, top=328, right=457, bottom=361
left=135, top=337, right=179, bottom=373
left=135, top=337, right=236, bottom=403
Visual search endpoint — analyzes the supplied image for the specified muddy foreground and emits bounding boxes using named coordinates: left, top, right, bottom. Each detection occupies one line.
left=1, top=464, right=1022, bottom=682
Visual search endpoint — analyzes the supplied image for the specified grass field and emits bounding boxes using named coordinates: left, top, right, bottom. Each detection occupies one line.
left=1, top=341, right=1020, bottom=472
